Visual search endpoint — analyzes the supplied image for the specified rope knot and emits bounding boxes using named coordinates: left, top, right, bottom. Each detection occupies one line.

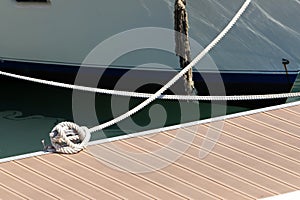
left=49, top=122, right=91, bottom=154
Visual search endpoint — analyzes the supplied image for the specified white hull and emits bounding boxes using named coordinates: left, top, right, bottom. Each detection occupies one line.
left=0, top=0, right=300, bottom=73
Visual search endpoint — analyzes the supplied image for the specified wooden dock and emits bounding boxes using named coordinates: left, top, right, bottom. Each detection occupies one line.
left=1, top=102, right=300, bottom=199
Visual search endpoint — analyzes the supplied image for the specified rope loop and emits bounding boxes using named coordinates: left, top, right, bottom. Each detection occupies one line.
left=49, top=122, right=91, bottom=154
left=3, top=0, right=252, bottom=154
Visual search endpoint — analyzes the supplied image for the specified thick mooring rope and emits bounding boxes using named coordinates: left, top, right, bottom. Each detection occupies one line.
left=2, top=69, right=300, bottom=101
left=49, top=122, right=91, bottom=154
left=0, top=0, right=273, bottom=154
left=49, top=0, right=253, bottom=154
left=174, top=0, right=195, bottom=94
left=1, top=69, right=300, bottom=102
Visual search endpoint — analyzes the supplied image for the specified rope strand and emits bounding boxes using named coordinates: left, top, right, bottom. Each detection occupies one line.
left=1, top=1, right=271, bottom=154
left=1, top=69, right=300, bottom=102
left=88, top=0, right=252, bottom=134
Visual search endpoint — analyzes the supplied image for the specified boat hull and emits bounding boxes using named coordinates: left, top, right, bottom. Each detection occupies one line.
left=0, top=0, right=299, bottom=108
left=0, top=59, right=296, bottom=108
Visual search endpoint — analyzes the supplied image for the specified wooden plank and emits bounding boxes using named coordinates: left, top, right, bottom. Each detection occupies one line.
left=247, top=113, right=300, bottom=139
left=160, top=128, right=294, bottom=195
left=198, top=124, right=300, bottom=188
left=117, top=140, right=229, bottom=199
left=217, top=121, right=300, bottom=174
left=89, top=144, right=195, bottom=199
left=39, top=154, right=152, bottom=199
left=68, top=151, right=184, bottom=199
left=0, top=184, right=26, bottom=200
left=121, top=137, right=258, bottom=199
left=182, top=125, right=300, bottom=189
left=285, top=105, right=300, bottom=114
left=0, top=168, right=57, bottom=200
left=2, top=103, right=300, bottom=199
left=17, top=157, right=121, bottom=200
left=1, top=160, right=87, bottom=200
left=231, top=116, right=300, bottom=151
left=267, top=109, right=300, bottom=126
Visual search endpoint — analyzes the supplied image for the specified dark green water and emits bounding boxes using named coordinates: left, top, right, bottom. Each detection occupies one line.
left=0, top=78, right=248, bottom=159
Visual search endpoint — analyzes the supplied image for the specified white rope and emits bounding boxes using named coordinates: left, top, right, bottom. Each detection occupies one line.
left=3, top=0, right=266, bottom=154
left=0, top=1, right=257, bottom=103
left=49, top=122, right=91, bottom=154
left=1, top=69, right=300, bottom=101
left=88, top=0, right=253, bottom=134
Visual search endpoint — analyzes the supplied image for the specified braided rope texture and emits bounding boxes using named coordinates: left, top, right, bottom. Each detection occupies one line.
left=1, top=0, right=274, bottom=154
left=49, top=122, right=91, bottom=154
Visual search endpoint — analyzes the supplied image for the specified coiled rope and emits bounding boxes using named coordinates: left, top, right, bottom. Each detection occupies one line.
left=3, top=0, right=287, bottom=154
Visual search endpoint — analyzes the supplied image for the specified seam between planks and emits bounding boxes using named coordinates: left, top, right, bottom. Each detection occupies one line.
left=183, top=127, right=300, bottom=189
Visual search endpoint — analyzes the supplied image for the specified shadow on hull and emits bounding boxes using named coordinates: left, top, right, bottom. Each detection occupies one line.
left=0, top=59, right=296, bottom=109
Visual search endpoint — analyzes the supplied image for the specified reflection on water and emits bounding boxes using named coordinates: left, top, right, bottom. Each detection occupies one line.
left=0, top=78, right=248, bottom=159
left=0, top=111, right=61, bottom=159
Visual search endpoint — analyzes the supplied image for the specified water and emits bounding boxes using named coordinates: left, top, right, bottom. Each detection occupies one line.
left=0, top=77, right=249, bottom=159
left=1, top=0, right=300, bottom=160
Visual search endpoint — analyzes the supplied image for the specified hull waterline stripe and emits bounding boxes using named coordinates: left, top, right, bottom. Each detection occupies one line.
left=0, top=1, right=264, bottom=154
left=47, top=0, right=255, bottom=154
left=1, top=69, right=300, bottom=101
